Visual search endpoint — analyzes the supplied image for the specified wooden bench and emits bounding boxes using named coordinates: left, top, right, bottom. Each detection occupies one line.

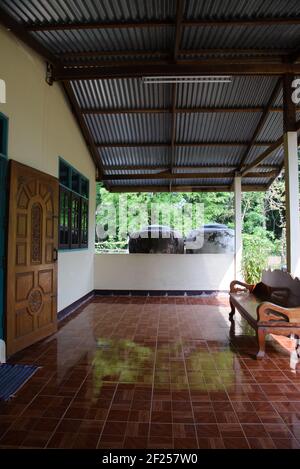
left=229, top=270, right=300, bottom=368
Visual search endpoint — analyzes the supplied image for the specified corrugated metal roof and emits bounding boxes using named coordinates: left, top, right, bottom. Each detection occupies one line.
left=173, top=167, right=234, bottom=175
left=244, top=145, right=284, bottom=165
left=263, top=147, right=284, bottom=166
left=184, top=0, right=300, bottom=18
left=174, top=177, right=233, bottom=186
left=32, top=27, right=174, bottom=54
left=176, top=77, right=278, bottom=108
left=99, top=146, right=170, bottom=167
left=109, top=178, right=172, bottom=187
left=242, top=177, right=273, bottom=185
left=175, top=146, right=243, bottom=166
left=2, top=0, right=297, bottom=192
left=4, top=0, right=300, bottom=26
left=1, top=0, right=176, bottom=24
left=84, top=113, right=172, bottom=143
left=176, top=112, right=261, bottom=142
left=274, top=81, right=300, bottom=106
left=256, top=110, right=300, bottom=142
left=104, top=169, right=165, bottom=176
left=257, top=112, right=283, bottom=142
left=181, top=24, right=300, bottom=50
left=71, top=79, right=172, bottom=109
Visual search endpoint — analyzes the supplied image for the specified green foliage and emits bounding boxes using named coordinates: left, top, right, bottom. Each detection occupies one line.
left=95, top=169, right=291, bottom=277
left=96, top=184, right=235, bottom=241
left=95, top=240, right=127, bottom=253
left=242, top=231, right=274, bottom=284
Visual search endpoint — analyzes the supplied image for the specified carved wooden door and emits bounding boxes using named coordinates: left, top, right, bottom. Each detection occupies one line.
left=6, top=160, right=58, bottom=356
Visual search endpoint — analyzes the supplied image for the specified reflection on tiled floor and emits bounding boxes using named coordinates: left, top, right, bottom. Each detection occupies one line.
left=1, top=295, right=300, bottom=449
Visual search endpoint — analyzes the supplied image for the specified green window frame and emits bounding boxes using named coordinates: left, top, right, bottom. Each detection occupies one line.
left=0, top=112, right=8, bottom=158
left=58, top=158, right=89, bottom=250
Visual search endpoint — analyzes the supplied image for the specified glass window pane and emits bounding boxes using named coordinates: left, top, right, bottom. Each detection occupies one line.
left=80, top=199, right=88, bottom=247
left=59, top=188, right=70, bottom=248
left=81, top=177, right=89, bottom=198
left=71, top=170, right=80, bottom=193
left=71, top=194, right=80, bottom=247
left=58, top=159, right=89, bottom=250
left=59, top=160, right=70, bottom=188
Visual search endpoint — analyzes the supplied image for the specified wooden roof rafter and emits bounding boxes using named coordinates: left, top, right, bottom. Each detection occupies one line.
left=237, top=78, right=283, bottom=172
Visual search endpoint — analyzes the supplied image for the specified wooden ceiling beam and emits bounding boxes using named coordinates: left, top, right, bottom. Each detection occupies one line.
left=96, top=141, right=273, bottom=148
left=53, top=62, right=300, bottom=80
left=103, top=164, right=279, bottom=171
left=59, top=57, right=286, bottom=69
left=241, top=137, right=283, bottom=176
left=108, top=184, right=268, bottom=193
left=81, top=106, right=297, bottom=115
left=60, top=48, right=291, bottom=61
left=103, top=170, right=277, bottom=181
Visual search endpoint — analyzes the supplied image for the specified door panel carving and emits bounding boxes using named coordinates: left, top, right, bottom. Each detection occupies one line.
left=6, top=161, right=58, bottom=356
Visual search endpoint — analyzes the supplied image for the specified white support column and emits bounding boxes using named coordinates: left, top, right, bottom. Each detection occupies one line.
left=234, top=175, right=243, bottom=280
left=284, top=131, right=300, bottom=277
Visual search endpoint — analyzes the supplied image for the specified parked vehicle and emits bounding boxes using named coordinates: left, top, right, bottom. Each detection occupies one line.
left=129, top=225, right=184, bottom=254
left=185, top=223, right=234, bottom=254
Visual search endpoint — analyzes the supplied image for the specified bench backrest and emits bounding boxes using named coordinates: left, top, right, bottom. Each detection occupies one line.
left=253, top=270, right=300, bottom=308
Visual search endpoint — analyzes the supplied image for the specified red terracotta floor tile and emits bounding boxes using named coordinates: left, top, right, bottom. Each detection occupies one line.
left=247, top=437, right=276, bottom=449
left=242, top=424, right=269, bottom=438
left=218, top=423, right=245, bottom=438
left=271, top=438, right=300, bottom=449
left=195, top=424, right=220, bottom=438
left=147, top=436, right=173, bottom=449
left=222, top=437, right=250, bottom=449
left=20, top=431, right=53, bottom=448
left=264, top=423, right=293, bottom=438
left=193, top=411, right=217, bottom=424
left=197, top=437, right=224, bottom=449
left=150, top=423, right=173, bottom=438
left=174, top=437, right=198, bottom=449
left=1, top=295, right=300, bottom=450
left=123, top=437, right=148, bottom=449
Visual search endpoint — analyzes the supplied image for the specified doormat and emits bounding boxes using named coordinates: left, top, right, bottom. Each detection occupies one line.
left=0, top=363, right=39, bottom=401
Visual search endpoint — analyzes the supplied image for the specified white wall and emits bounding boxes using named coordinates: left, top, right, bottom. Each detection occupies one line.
left=0, top=26, right=96, bottom=311
left=94, top=254, right=234, bottom=291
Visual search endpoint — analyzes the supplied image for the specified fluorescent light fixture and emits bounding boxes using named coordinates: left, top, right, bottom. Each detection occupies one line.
left=142, top=75, right=232, bottom=84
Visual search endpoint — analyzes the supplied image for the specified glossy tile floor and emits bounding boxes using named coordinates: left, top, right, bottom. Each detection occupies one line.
left=1, top=295, right=300, bottom=449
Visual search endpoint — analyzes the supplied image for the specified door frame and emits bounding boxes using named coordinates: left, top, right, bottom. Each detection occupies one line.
left=0, top=112, right=8, bottom=363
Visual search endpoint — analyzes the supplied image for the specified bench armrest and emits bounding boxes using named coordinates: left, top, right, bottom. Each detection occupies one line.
left=257, top=301, right=300, bottom=324
left=230, top=280, right=255, bottom=293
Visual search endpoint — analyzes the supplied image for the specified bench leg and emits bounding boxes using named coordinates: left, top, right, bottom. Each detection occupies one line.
left=290, top=334, right=300, bottom=371
left=229, top=317, right=235, bottom=340
left=229, top=299, right=235, bottom=320
left=256, top=328, right=266, bottom=360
